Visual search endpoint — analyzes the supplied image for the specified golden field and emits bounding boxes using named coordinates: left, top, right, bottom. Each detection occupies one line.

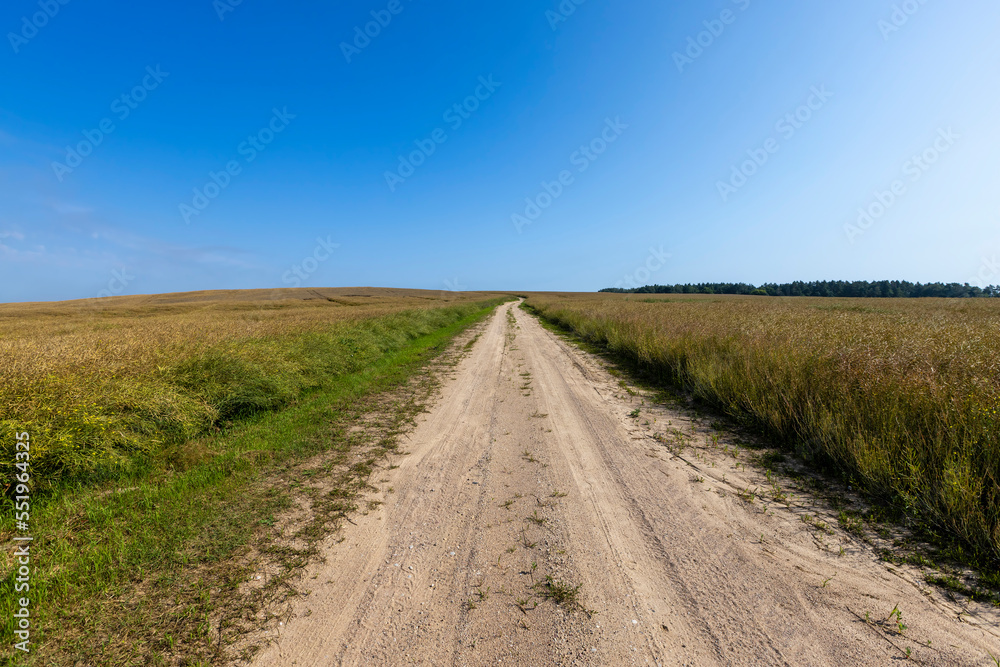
left=0, top=288, right=508, bottom=663
left=524, top=292, right=1000, bottom=565
left=0, top=287, right=503, bottom=490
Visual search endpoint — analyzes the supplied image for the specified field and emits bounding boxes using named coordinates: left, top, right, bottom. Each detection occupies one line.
left=0, top=287, right=502, bottom=489
left=0, top=287, right=508, bottom=664
left=4, top=288, right=1000, bottom=665
left=523, top=292, right=1000, bottom=567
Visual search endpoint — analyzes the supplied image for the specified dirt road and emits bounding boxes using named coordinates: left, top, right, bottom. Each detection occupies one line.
left=250, top=301, right=998, bottom=666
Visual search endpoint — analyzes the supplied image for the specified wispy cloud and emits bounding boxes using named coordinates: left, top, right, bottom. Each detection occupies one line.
left=49, top=201, right=95, bottom=216
left=0, top=215, right=263, bottom=274
left=94, top=226, right=263, bottom=269
left=0, top=241, right=43, bottom=260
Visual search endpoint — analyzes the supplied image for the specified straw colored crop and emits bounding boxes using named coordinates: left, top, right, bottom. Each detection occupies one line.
left=525, top=292, right=1000, bottom=564
left=0, top=287, right=502, bottom=490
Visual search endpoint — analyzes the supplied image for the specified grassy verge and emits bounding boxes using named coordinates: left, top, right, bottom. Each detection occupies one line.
left=0, top=300, right=502, bottom=490
left=1, top=299, right=505, bottom=666
left=521, top=295, right=1000, bottom=574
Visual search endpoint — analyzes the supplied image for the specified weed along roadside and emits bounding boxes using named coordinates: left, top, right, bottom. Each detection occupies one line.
left=0, top=292, right=510, bottom=665
left=521, top=294, right=1000, bottom=579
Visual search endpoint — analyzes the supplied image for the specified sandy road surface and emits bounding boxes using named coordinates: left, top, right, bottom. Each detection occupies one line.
left=250, top=301, right=998, bottom=666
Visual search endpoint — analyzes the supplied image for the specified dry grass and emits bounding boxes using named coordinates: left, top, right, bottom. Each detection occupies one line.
left=524, top=292, right=1000, bottom=564
left=0, top=287, right=494, bottom=378
left=0, top=287, right=507, bottom=664
left=0, top=287, right=502, bottom=490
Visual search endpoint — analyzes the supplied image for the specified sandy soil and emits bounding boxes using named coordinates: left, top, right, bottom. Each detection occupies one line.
left=248, top=301, right=999, bottom=666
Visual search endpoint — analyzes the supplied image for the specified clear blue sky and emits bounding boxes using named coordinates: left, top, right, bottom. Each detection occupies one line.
left=2, top=0, right=999, bottom=302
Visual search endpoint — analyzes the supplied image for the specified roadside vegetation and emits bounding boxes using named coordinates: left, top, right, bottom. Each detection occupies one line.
left=523, top=293, right=1000, bottom=568
left=0, top=288, right=499, bottom=489
left=0, top=287, right=507, bottom=665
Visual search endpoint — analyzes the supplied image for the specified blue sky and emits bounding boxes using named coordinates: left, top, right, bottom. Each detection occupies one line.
left=2, top=0, right=999, bottom=302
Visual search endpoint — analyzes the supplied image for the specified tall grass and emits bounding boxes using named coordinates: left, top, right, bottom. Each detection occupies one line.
left=525, top=293, right=1000, bottom=564
left=0, top=288, right=503, bottom=491
left=0, top=289, right=507, bottom=664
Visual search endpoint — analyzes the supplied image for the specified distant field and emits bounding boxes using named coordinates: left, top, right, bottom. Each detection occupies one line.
left=0, top=287, right=502, bottom=491
left=524, top=292, right=1000, bottom=566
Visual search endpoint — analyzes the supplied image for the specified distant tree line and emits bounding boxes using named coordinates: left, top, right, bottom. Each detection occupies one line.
left=600, top=281, right=1000, bottom=298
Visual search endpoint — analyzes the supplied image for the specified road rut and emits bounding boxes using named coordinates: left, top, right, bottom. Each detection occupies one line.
left=250, top=301, right=998, bottom=666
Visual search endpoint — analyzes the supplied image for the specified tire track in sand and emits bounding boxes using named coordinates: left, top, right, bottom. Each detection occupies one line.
left=249, top=301, right=998, bottom=666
